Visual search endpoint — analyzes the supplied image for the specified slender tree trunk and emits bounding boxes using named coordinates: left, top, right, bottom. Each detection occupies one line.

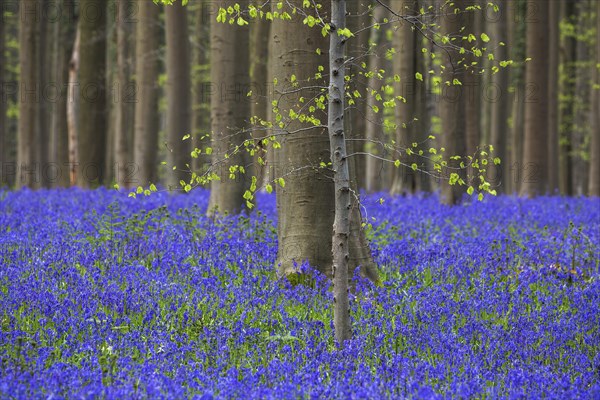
left=478, top=0, right=491, bottom=147
left=390, top=1, right=416, bottom=195
left=425, top=0, right=439, bottom=193
left=206, top=0, right=251, bottom=215
left=364, top=3, right=388, bottom=193
left=558, top=0, right=575, bottom=195
left=489, top=1, right=509, bottom=194
left=463, top=7, right=481, bottom=186
left=17, top=0, right=38, bottom=188
left=68, top=28, right=80, bottom=186
left=589, top=0, right=600, bottom=196
left=77, top=0, right=107, bottom=188
left=0, top=7, right=6, bottom=186
left=520, top=0, right=548, bottom=197
left=346, top=2, right=370, bottom=190
left=250, top=14, right=270, bottom=188
left=571, top=0, right=591, bottom=195
left=104, top=3, right=115, bottom=187
left=37, top=7, right=50, bottom=187
left=114, top=0, right=134, bottom=188
left=440, top=0, right=466, bottom=204
left=133, top=1, right=160, bottom=186
left=329, top=0, right=352, bottom=346
left=507, top=0, right=526, bottom=194
left=50, top=0, right=76, bottom=188
left=547, top=0, right=560, bottom=194
left=414, top=28, right=430, bottom=193
left=165, top=1, right=192, bottom=190
left=191, top=0, right=211, bottom=176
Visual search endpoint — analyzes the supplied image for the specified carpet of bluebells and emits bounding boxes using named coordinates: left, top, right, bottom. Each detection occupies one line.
left=0, top=188, right=599, bottom=399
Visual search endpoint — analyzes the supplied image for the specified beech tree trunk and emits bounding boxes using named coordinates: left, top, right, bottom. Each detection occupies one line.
left=520, top=0, right=549, bottom=197
left=271, top=0, right=333, bottom=277
left=114, top=0, right=134, bottom=188
left=390, top=1, right=416, bottom=195
left=346, top=2, right=370, bottom=190
left=77, top=0, right=107, bottom=188
left=507, top=0, right=525, bottom=195
left=191, top=1, right=211, bottom=176
left=250, top=14, right=270, bottom=188
left=133, top=1, right=160, bottom=186
left=329, top=0, right=352, bottom=346
left=413, top=29, right=430, bottom=193
left=17, top=0, right=38, bottom=189
left=165, top=1, right=192, bottom=190
left=68, top=28, right=80, bottom=186
left=489, top=1, right=509, bottom=194
left=0, top=7, right=6, bottom=186
left=50, top=0, right=76, bottom=188
left=272, top=0, right=379, bottom=284
left=364, top=3, right=388, bottom=193
left=206, top=0, right=251, bottom=215
left=589, top=0, right=600, bottom=196
left=439, top=0, right=466, bottom=204
left=37, top=7, right=50, bottom=187
left=571, top=0, right=591, bottom=195
left=558, top=0, right=575, bottom=195
left=463, top=6, right=481, bottom=185
left=547, top=0, right=559, bottom=194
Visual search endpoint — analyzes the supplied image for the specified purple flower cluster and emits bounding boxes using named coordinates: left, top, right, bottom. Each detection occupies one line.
left=0, top=188, right=598, bottom=399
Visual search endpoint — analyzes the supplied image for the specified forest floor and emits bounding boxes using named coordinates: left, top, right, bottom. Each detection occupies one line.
left=0, top=188, right=598, bottom=399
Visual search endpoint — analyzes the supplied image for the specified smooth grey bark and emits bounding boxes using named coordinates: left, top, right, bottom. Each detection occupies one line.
left=272, top=2, right=333, bottom=276
left=329, top=0, right=352, bottom=346
left=520, top=0, right=548, bottom=197
left=68, top=28, right=80, bottom=186
left=489, top=2, right=508, bottom=194
left=17, top=0, right=38, bottom=189
left=250, top=15, right=270, bottom=188
left=206, top=0, right=250, bottom=216
left=37, top=8, right=50, bottom=187
left=571, top=0, right=591, bottom=195
left=0, top=7, right=6, bottom=186
left=589, top=0, right=600, bottom=196
left=463, top=6, right=481, bottom=185
left=439, top=0, right=466, bottom=204
left=390, top=1, right=416, bottom=195
left=114, top=0, right=134, bottom=188
left=506, top=0, right=525, bottom=195
left=165, top=1, right=192, bottom=190
left=547, top=0, right=559, bottom=194
left=191, top=0, right=211, bottom=175
left=346, top=1, right=371, bottom=189
left=105, top=33, right=115, bottom=187
left=346, top=2, right=370, bottom=190
left=272, top=0, right=379, bottom=285
left=50, top=0, right=76, bottom=188
left=364, top=3, right=388, bottom=193
left=558, top=0, right=575, bottom=195
left=133, top=1, right=160, bottom=186
left=412, top=27, right=431, bottom=193
left=77, top=0, right=107, bottom=188
left=478, top=0, right=490, bottom=147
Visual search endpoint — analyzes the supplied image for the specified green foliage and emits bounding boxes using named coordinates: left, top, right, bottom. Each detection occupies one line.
left=151, top=0, right=511, bottom=202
